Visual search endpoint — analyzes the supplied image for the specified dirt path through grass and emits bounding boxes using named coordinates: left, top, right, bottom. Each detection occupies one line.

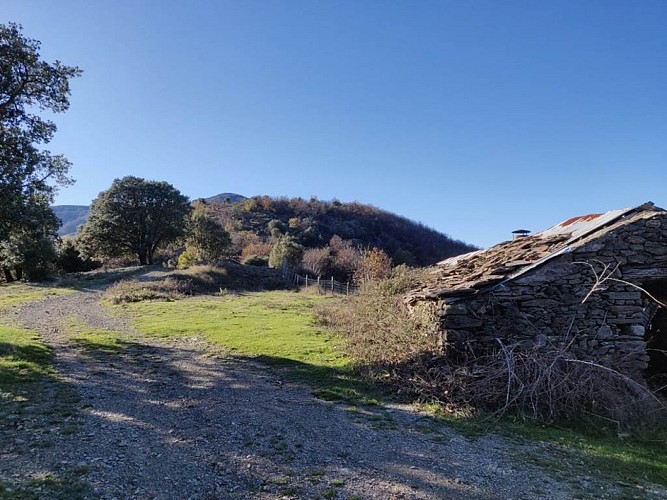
left=2, top=275, right=664, bottom=499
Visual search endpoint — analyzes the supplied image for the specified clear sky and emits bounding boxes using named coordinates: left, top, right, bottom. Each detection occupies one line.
left=3, top=0, right=666, bottom=248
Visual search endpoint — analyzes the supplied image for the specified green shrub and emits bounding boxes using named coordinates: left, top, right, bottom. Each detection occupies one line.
left=56, top=239, right=101, bottom=273
left=177, top=246, right=199, bottom=268
left=268, top=235, right=303, bottom=269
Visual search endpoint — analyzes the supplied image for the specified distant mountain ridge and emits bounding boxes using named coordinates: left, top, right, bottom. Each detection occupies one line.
left=52, top=205, right=90, bottom=236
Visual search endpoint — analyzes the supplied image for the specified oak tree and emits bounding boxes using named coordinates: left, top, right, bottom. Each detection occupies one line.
left=79, top=176, right=190, bottom=265
left=0, top=23, right=80, bottom=242
left=0, top=23, right=80, bottom=279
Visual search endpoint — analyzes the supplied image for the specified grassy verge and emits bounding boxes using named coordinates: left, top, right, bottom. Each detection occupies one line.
left=116, top=290, right=376, bottom=403
left=0, top=283, right=73, bottom=310
left=0, top=284, right=86, bottom=499
left=505, top=418, right=667, bottom=489
left=422, top=404, right=667, bottom=489
left=60, top=316, right=130, bottom=355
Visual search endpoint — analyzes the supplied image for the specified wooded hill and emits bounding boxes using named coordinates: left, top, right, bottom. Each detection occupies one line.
left=53, top=194, right=476, bottom=266
left=202, top=195, right=476, bottom=267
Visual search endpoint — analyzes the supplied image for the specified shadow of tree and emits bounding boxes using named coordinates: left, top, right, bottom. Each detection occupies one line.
left=4, top=332, right=656, bottom=498
left=49, top=341, right=491, bottom=498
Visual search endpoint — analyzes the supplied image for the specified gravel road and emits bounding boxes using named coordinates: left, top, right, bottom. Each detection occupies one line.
left=1, top=275, right=664, bottom=499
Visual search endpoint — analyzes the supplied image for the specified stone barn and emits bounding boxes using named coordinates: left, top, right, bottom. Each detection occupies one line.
left=404, top=202, right=667, bottom=381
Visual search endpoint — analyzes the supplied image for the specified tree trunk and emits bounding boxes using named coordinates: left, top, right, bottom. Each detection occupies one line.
left=147, top=248, right=154, bottom=265
left=138, top=251, right=147, bottom=265
left=3, top=268, right=14, bottom=282
left=15, top=267, right=22, bottom=281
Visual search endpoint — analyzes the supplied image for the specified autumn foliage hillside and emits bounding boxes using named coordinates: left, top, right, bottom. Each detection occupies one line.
left=203, top=195, right=476, bottom=267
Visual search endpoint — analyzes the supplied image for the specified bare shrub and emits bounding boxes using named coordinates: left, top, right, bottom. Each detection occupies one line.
left=302, top=247, right=333, bottom=277
left=241, top=242, right=273, bottom=261
left=463, top=342, right=666, bottom=428
left=353, top=248, right=392, bottom=284
left=316, top=265, right=436, bottom=371
left=317, top=268, right=667, bottom=430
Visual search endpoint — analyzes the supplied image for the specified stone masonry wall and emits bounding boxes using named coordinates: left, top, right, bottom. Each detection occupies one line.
left=437, top=212, right=667, bottom=376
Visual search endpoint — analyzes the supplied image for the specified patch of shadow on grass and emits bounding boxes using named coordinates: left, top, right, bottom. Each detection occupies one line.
left=250, top=354, right=384, bottom=406
left=0, top=470, right=89, bottom=499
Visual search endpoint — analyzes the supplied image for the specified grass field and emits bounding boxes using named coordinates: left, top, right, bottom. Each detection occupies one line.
left=116, top=290, right=375, bottom=402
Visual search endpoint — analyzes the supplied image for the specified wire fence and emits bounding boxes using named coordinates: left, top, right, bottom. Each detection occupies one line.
left=282, top=267, right=358, bottom=296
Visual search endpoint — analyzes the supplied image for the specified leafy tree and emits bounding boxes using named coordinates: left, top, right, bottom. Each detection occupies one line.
left=0, top=195, right=59, bottom=281
left=79, top=176, right=190, bottom=265
left=0, top=23, right=80, bottom=243
left=268, top=235, right=303, bottom=269
left=183, top=206, right=231, bottom=263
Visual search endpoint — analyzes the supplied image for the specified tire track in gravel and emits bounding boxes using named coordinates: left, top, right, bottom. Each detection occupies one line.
left=2, top=278, right=657, bottom=499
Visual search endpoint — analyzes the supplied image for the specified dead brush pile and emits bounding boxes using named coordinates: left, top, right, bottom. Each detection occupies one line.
left=317, top=268, right=667, bottom=429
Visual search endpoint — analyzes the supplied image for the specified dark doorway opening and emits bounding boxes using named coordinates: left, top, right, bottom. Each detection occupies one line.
left=646, top=308, right=667, bottom=389
left=643, top=281, right=667, bottom=391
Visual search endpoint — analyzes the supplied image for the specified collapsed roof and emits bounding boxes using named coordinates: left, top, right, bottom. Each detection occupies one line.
left=408, top=202, right=665, bottom=302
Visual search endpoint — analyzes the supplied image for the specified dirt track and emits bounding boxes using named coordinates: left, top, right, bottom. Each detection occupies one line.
left=1, top=274, right=664, bottom=499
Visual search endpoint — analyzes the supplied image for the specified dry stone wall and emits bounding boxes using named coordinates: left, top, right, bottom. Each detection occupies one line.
left=436, top=213, right=667, bottom=376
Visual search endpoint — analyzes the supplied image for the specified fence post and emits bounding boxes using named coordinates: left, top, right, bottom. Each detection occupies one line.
left=317, top=276, right=321, bottom=294
left=331, top=276, right=334, bottom=294
left=305, top=275, right=308, bottom=288
left=346, top=282, right=349, bottom=295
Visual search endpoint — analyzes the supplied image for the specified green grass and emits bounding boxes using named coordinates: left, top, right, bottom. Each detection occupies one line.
left=0, top=324, right=53, bottom=389
left=504, top=419, right=667, bottom=488
left=0, top=283, right=72, bottom=394
left=0, top=283, right=72, bottom=311
left=60, top=316, right=129, bottom=355
left=0, top=283, right=85, bottom=498
left=117, top=290, right=375, bottom=402
left=121, top=291, right=345, bottom=364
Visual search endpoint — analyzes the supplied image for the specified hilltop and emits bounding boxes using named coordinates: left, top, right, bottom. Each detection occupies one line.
left=203, top=192, right=247, bottom=204
left=204, top=195, right=476, bottom=266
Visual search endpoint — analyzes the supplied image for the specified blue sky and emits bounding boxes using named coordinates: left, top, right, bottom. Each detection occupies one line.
left=4, top=1, right=666, bottom=248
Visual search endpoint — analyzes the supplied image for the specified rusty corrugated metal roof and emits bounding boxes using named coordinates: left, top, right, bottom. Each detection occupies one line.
left=535, top=207, right=635, bottom=242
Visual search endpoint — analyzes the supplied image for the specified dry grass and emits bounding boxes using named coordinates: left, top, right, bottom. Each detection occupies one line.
left=315, top=266, right=436, bottom=371
left=103, top=262, right=287, bottom=304
left=104, top=277, right=191, bottom=304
